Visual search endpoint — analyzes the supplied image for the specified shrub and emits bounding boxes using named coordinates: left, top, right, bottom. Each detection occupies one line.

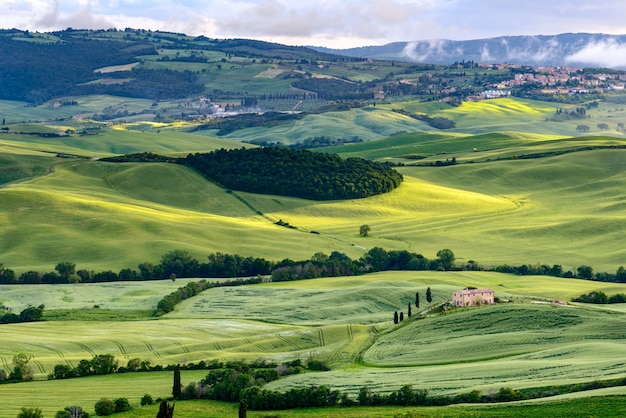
left=306, top=359, right=330, bottom=371
left=114, top=397, right=132, bottom=412
left=140, top=394, right=154, bottom=406
left=94, top=398, right=116, bottom=416
left=17, top=408, right=43, bottom=418
left=55, top=406, right=89, bottom=418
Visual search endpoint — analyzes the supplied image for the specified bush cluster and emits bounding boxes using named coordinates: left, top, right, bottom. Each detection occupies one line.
left=178, top=359, right=327, bottom=403
left=0, top=304, right=44, bottom=324
left=94, top=398, right=131, bottom=416
left=572, top=290, right=626, bottom=304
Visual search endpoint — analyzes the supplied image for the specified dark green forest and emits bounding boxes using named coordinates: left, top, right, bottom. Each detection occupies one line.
left=183, top=147, right=404, bottom=200
left=0, top=31, right=148, bottom=102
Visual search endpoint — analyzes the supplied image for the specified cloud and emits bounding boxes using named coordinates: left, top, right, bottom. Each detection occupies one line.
left=402, top=39, right=453, bottom=62
left=565, top=39, right=626, bottom=68
left=3, top=0, right=626, bottom=49
left=33, top=1, right=114, bottom=31
left=212, top=0, right=439, bottom=47
left=498, top=37, right=565, bottom=64
left=480, top=44, right=492, bottom=62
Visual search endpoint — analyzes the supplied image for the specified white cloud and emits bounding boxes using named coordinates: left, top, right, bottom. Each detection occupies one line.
left=480, top=44, right=492, bottom=62
left=1, top=0, right=626, bottom=48
left=500, top=37, right=564, bottom=63
left=566, top=39, right=626, bottom=68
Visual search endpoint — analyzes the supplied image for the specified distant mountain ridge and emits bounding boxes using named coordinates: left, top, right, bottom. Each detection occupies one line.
left=312, top=33, right=626, bottom=68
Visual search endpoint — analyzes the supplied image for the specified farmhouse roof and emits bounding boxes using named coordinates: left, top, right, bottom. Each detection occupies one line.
left=456, top=288, right=493, bottom=295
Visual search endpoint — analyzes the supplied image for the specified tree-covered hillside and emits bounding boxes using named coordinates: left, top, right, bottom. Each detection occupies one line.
left=183, top=147, right=403, bottom=200
left=0, top=30, right=155, bottom=103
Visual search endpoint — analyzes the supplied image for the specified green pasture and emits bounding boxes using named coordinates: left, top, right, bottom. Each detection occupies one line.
left=0, top=370, right=209, bottom=417
left=0, top=318, right=319, bottom=375
left=328, top=130, right=625, bottom=164
left=0, top=125, right=246, bottom=157
left=0, top=96, right=157, bottom=124
left=2, top=271, right=626, bottom=386
left=220, top=106, right=432, bottom=144
left=0, top=279, right=201, bottom=311
left=1, top=160, right=376, bottom=271
left=0, top=151, right=55, bottom=186
left=4, top=143, right=626, bottom=271
left=4, top=385, right=626, bottom=418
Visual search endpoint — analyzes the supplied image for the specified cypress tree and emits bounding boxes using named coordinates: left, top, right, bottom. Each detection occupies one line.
left=393, top=311, right=399, bottom=324
left=156, top=400, right=175, bottom=418
left=408, top=302, right=412, bottom=317
left=172, top=364, right=181, bottom=399
left=415, top=291, right=420, bottom=308
left=399, top=312, right=404, bottom=321
left=239, top=399, right=248, bottom=418
left=426, top=287, right=433, bottom=303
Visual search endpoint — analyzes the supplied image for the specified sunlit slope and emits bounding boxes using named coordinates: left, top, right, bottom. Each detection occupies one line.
left=398, top=149, right=626, bottom=270
left=328, top=129, right=626, bottom=165
left=325, top=131, right=562, bottom=161
left=219, top=107, right=433, bottom=145
left=0, top=160, right=367, bottom=271
left=0, top=127, right=246, bottom=158
left=380, top=97, right=626, bottom=138
left=4, top=147, right=626, bottom=272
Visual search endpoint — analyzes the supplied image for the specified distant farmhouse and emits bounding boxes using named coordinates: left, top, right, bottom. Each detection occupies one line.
left=453, top=288, right=495, bottom=307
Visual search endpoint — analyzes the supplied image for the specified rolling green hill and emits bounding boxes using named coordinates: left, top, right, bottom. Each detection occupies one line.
left=2, top=33, right=626, bottom=417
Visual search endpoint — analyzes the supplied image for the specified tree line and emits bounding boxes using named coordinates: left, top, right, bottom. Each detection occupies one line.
left=0, top=252, right=273, bottom=285
left=3, top=246, right=626, bottom=288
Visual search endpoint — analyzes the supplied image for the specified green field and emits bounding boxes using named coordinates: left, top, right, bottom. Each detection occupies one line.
left=4, top=118, right=626, bottom=271
left=2, top=271, right=626, bottom=416
left=3, top=94, right=626, bottom=416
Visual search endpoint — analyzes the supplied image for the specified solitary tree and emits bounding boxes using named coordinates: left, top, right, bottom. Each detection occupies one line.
left=173, top=364, right=182, bottom=399
left=426, top=287, right=433, bottom=303
left=393, top=311, right=399, bottom=324
left=10, top=353, right=33, bottom=381
left=359, top=224, right=371, bottom=237
left=576, top=124, right=590, bottom=132
left=415, top=291, right=420, bottom=308
left=407, top=302, right=412, bottom=317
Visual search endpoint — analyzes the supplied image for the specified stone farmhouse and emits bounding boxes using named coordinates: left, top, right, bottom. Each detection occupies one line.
left=452, top=288, right=495, bottom=307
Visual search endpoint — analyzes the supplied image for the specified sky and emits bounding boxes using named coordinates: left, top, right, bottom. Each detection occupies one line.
left=3, top=0, right=626, bottom=49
